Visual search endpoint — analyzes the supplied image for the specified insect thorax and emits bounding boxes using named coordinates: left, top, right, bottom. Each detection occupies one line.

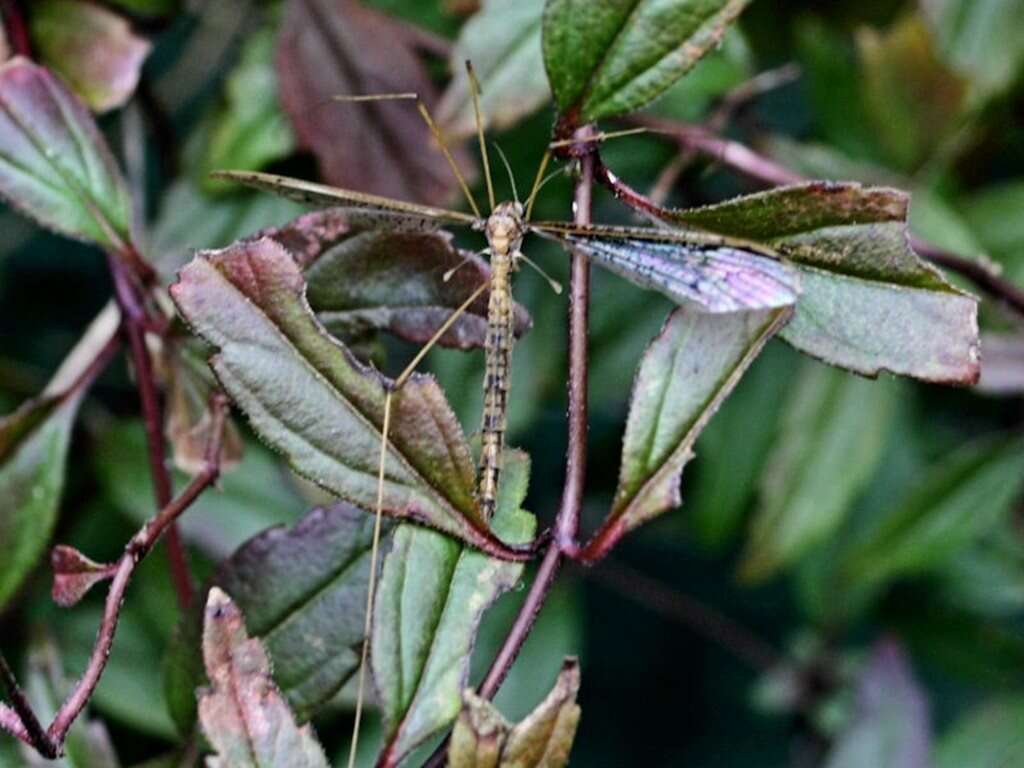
left=485, top=201, right=525, bottom=264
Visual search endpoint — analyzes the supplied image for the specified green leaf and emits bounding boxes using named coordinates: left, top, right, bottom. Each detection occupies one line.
left=198, top=588, right=330, bottom=768
left=606, top=306, right=789, bottom=541
left=959, top=180, right=1024, bottom=285
left=739, top=363, right=901, bottom=582
left=448, top=658, right=581, bottom=768
left=171, top=237, right=519, bottom=555
left=923, top=0, right=1024, bottom=99
left=196, top=26, right=294, bottom=189
left=937, top=531, right=1024, bottom=618
left=374, top=451, right=536, bottom=763
left=19, top=634, right=122, bottom=768
left=0, top=57, right=134, bottom=249
left=935, top=696, right=1024, bottom=768
left=841, top=435, right=1024, bottom=588
left=103, top=0, right=178, bottom=15
left=437, top=0, right=550, bottom=139
left=0, top=304, right=118, bottom=611
left=164, top=502, right=381, bottom=733
left=542, top=0, right=752, bottom=122
left=665, top=182, right=980, bottom=384
left=823, top=640, right=931, bottom=768
left=30, top=0, right=151, bottom=113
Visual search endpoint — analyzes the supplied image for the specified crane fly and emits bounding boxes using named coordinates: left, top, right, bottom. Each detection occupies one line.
left=210, top=65, right=800, bottom=766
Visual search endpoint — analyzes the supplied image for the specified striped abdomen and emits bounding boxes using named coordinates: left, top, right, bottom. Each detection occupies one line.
left=478, top=257, right=515, bottom=519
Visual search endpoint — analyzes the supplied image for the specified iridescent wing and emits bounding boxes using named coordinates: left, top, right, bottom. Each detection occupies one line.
left=211, top=170, right=482, bottom=230
left=529, top=221, right=800, bottom=313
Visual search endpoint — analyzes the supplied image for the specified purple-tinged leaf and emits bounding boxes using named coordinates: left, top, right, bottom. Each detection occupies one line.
left=170, top=238, right=517, bottom=555
left=665, top=182, right=980, bottom=384
left=198, top=588, right=330, bottom=768
left=0, top=58, right=133, bottom=249
left=277, top=0, right=474, bottom=204
left=374, top=452, right=535, bottom=766
left=543, top=0, right=752, bottom=123
left=448, top=658, right=582, bottom=768
left=592, top=306, right=788, bottom=552
left=50, top=545, right=116, bottom=608
left=31, top=0, right=151, bottom=113
left=254, top=209, right=530, bottom=349
left=0, top=304, right=119, bottom=612
left=824, top=639, right=931, bottom=768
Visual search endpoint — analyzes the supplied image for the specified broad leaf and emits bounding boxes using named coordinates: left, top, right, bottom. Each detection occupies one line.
left=374, top=452, right=536, bottom=764
left=665, top=182, right=980, bottom=384
left=935, top=696, right=1024, bottom=768
left=601, top=306, right=789, bottom=546
left=277, top=0, right=474, bottom=203
left=19, top=635, right=122, bottom=768
left=740, top=363, right=901, bottom=582
left=0, top=57, right=133, bottom=248
left=31, top=0, right=151, bottom=113
left=542, top=0, right=751, bottom=122
left=824, top=640, right=931, bottom=768
left=196, top=26, right=294, bottom=187
left=50, top=545, right=115, bottom=608
left=959, top=181, right=1024, bottom=285
left=164, top=503, right=379, bottom=733
left=198, top=588, right=330, bottom=768
left=841, top=435, right=1024, bottom=588
left=171, top=237, right=521, bottom=555
left=923, top=0, right=1024, bottom=99
left=259, top=209, right=531, bottom=349
left=448, top=658, right=581, bottom=768
left=0, top=304, right=119, bottom=611
left=437, top=0, right=550, bottom=139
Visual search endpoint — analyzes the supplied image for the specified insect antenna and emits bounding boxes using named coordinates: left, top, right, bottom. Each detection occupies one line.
left=465, top=60, right=496, bottom=213
left=334, top=92, right=483, bottom=219
left=492, top=142, right=519, bottom=204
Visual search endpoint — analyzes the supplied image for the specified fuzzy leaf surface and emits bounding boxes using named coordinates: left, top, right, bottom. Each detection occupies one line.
left=277, top=0, right=473, bottom=203
left=171, top=237, right=512, bottom=552
left=31, top=0, right=151, bottom=112
left=374, top=452, right=536, bottom=765
left=610, top=306, right=789, bottom=536
left=198, top=588, right=330, bottom=768
left=665, top=182, right=980, bottom=384
left=542, top=0, right=751, bottom=122
left=0, top=57, right=133, bottom=248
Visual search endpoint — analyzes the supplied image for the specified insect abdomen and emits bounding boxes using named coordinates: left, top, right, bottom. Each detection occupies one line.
left=478, top=260, right=514, bottom=519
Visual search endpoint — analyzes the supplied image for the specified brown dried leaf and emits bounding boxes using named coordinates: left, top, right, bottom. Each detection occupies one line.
left=50, top=544, right=115, bottom=607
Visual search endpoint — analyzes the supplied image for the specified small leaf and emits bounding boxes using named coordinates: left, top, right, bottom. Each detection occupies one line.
left=437, top=0, right=550, bottom=139
left=824, top=639, right=931, bottom=768
left=50, top=545, right=116, bottom=607
left=30, top=0, right=151, bottom=113
left=171, top=238, right=516, bottom=554
left=0, top=57, right=134, bottom=248
left=665, top=182, right=980, bottom=384
left=164, top=502, right=377, bottom=733
left=739, top=363, right=901, bottom=582
left=0, top=305, right=119, bottom=611
left=196, top=26, right=294, bottom=188
left=277, top=0, right=474, bottom=203
left=449, top=658, right=582, bottom=768
left=841, top=435, right=1024, bottom=588
left=19, top=634, right=122, bottom=768
left=542, top=0, right=752, bottom=123
left=270, top=209, right=531, bottom=349
left=374, top=451, right=536, bottom=765
left=198, top=587, right=330, bottom=768
left=935, top=696, right=1024, bottom=768
left=605, top=306, right=789, bottom=541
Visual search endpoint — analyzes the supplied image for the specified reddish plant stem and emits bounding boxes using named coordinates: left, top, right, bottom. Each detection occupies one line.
left=0, top=0, right=31, bottom=58
left=422, top=129, right=597, bottom=768
left=0, top=397, right=227, bottom=758
left=107, top=253, right=193, bottom=609
left=627, top=113, right=1024, bottom=318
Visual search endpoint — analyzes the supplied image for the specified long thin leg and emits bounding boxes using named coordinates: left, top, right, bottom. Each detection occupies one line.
left=335, top=93, right=483, bottom=219
left=465, top=61, right=495, bottom=213
left=347, top=281, right=488, bottom=768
